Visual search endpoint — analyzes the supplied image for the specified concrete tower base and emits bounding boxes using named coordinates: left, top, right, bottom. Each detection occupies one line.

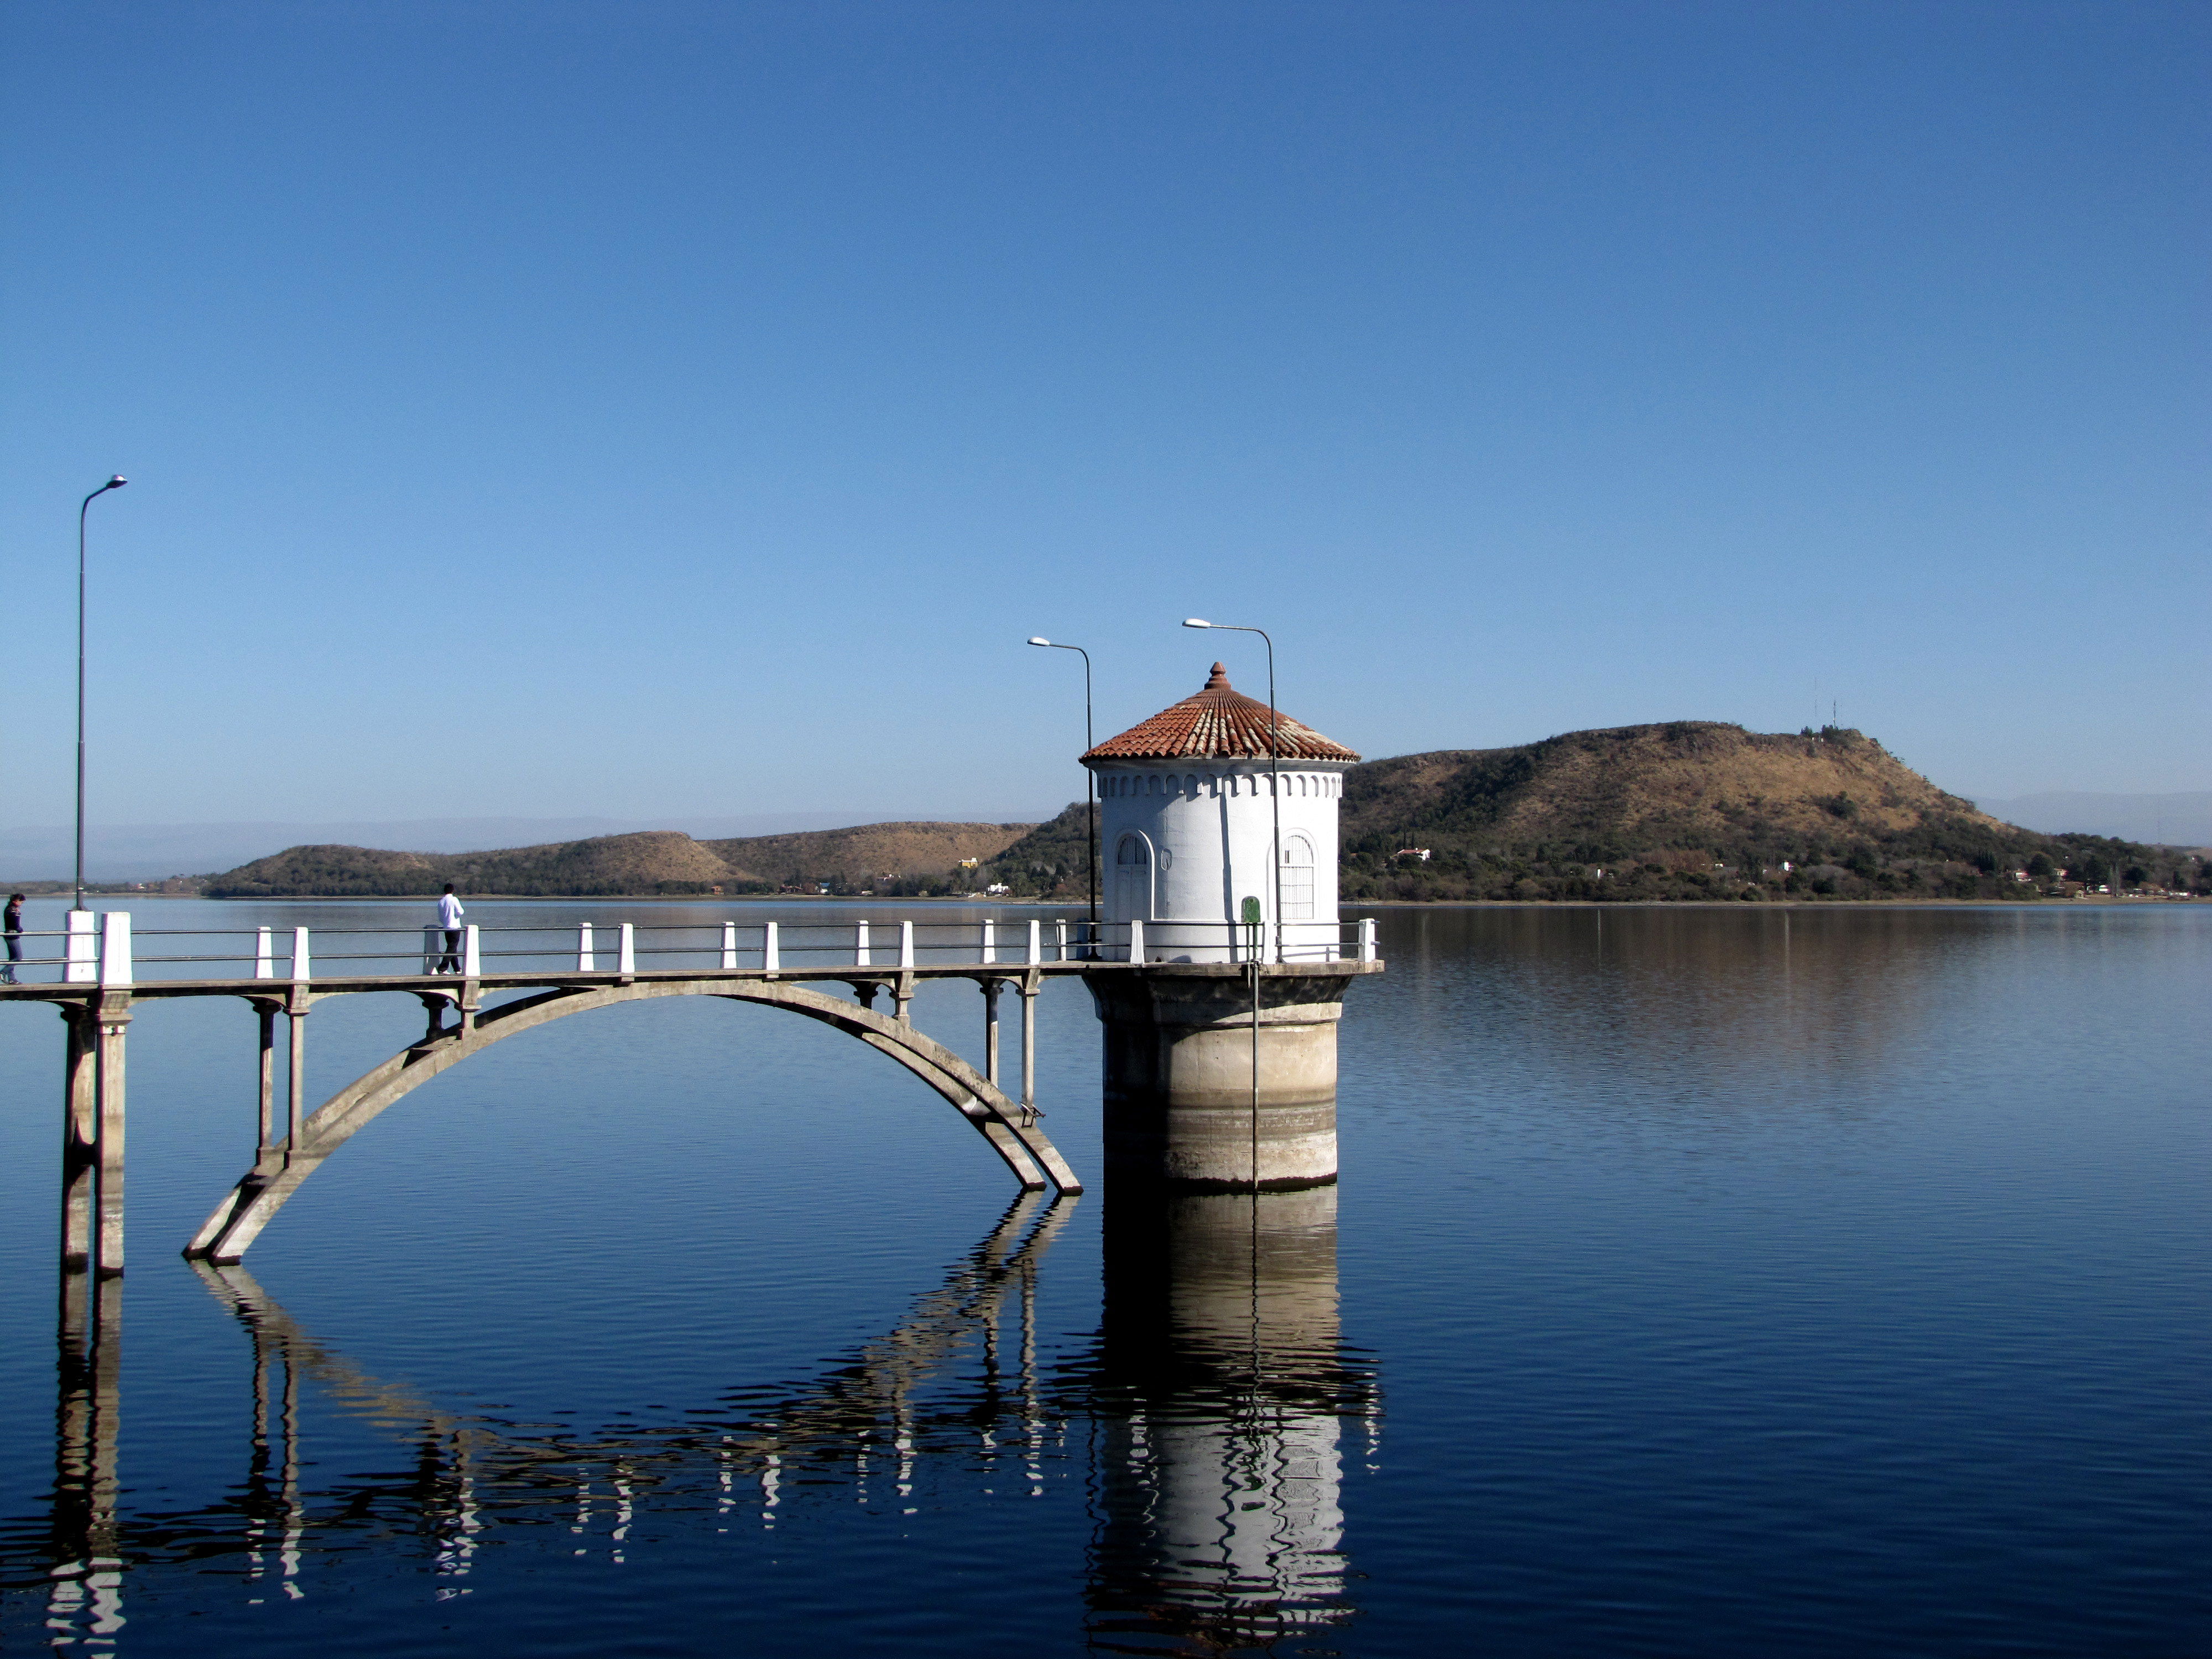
left=1087, top=962, right=1381, bottom=1188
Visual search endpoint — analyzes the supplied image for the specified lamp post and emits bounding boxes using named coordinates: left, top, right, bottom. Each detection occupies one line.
left=75, top=477, right=127, bottom=914
left=1183, top=618, right=1281, bottom=963
left=1027, top=637, right=1097, bottom=951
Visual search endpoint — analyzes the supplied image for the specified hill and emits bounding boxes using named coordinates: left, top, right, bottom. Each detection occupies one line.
left=206, top=821, right=1035, bottom=898
left=207, top=831, right=739, bottom=898
left=705, top=822, right=1032, bottom=892
left=196, top=726, right=2206, bottom=904
left=1339, top=723, right=2193, bottom=901
left=974, top=724, right=2204, bottom=902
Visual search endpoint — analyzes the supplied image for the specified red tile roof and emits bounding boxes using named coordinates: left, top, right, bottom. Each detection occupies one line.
left=1083, top=664, right=1360, bottom=763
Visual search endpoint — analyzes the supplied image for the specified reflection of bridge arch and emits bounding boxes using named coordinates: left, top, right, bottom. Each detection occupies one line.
left=23, top=1195, right=1076, bottom=1641
left=192, top=1189, right=1077, bottom=1504
left=18, top=1190, right=1375, bottom=1649
left=187, top=979, right=1081, bottom=1264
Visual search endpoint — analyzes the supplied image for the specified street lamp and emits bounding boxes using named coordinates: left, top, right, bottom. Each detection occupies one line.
left=75, top=476, right=127, bottom=914
left=1026, top=637, right=1098, bottom=949
left=1183, top=618, right=1282, bottom=962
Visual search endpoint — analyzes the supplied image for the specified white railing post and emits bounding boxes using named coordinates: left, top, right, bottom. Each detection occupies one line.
left=578, top=922, right=596, bottom=972
left=1055, top=919, right=1068, bottom=961
left=64, top=910, right=96, bottom=984
left=1128, top=918, right=1145, bottom=963
left=900, top=920, right=915, bottom=969
left=981, top=919, right=994, bottom=963
left=462, top=924, right=481, bottom=977
left=1359, top=917, right=1377, bottom=964
left=719, top=921, right=738, bottom=971
left=98, top=912, right=132, bottom=988
left=422, top=924, right=440, bottom=974
left=257, top=925, right=275, bottom=979
left=763, top=921, right=780, bottom=973
left=1027, top=919, right=1041, bottom=966
left=291, top=926, right=311, bottom=985
left=855, top=920, right=870, bottom=967
left=618, top=923, right=636, bottom=977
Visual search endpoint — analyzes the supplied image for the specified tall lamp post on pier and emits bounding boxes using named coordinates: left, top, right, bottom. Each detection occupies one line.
left=1026, top=637, right=1098, bottom=951
left=75, top=476, right=128, bottom=915
left=1183, top=618, right=1281, bottom=963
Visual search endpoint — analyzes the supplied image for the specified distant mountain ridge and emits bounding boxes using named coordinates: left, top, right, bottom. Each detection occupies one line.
left=193, top=724, right=2209, bottom=902
left=0, top=810, right=1050, bottom=884
left=206, top=822, right=1035, bottom=898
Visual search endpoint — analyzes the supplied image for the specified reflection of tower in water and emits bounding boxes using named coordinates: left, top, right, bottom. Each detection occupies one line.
left=1086, top=1188, right=1366, bottom=1654
left=21, top=1192, right=1365, bottom=1650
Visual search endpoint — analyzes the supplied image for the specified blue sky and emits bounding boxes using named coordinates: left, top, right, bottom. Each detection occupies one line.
left=3, top=1, right=2204, bottom=832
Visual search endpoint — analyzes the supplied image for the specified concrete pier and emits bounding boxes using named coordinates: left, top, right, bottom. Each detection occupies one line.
left=1088, top=959, right=1379, bottom=1188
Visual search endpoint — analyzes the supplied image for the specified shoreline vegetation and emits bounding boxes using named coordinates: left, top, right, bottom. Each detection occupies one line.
left=24, top=722, right=2210, bottom=904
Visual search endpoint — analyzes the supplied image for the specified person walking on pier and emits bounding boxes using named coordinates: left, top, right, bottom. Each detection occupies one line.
left=435, top=884, right=465, bottom=974
left=3, top=894, right=23, bottom=984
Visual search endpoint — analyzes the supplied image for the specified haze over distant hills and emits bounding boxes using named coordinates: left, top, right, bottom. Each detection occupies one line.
left=1961, top=793, right=2212, bottom=848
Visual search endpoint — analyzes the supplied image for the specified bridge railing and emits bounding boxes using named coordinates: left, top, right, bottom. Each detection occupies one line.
left=0, top=910, right=144, bottom=985
left=3, top=911, right=1379, bottom=987
left=4, top=913, right=1124, bottom=985
left=1097, top=916, right=1380, bottom=965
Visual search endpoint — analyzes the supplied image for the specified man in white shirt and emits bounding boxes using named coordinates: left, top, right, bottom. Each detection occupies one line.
left=436, top=884, right=465, bottom=974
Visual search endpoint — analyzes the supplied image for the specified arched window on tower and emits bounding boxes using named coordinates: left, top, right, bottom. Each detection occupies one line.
left=1115, top=833, right=1154, bottom=921
left=1282, top=834, right=1316, bottom=921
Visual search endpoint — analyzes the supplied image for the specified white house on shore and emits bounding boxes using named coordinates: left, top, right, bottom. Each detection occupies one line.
left=1082, top=662, right=1360, bottom=963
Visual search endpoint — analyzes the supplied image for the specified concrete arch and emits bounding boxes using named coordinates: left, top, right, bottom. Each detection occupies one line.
left=186, top=978, right=1081, bottom=1264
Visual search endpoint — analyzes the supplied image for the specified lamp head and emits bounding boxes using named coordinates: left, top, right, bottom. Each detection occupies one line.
left=1182, top=618, right=1211, bottom=629
left=1026, top=637, right=1050, bottom=646
left=104, top=476, right=126, bottom=491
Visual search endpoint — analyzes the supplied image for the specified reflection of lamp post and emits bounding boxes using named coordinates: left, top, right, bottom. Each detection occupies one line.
left=75, top=477, right=128, bottom=915
left=1026, top=637, right=1098, bottom=951
left=1183, top=618, right=1280, bottom=962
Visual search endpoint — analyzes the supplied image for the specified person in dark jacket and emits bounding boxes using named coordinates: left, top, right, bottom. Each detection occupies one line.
left=3, top=894, right=24, bottom=984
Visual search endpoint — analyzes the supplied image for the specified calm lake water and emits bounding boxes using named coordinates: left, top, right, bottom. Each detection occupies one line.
left=2, top=899, right=2206, bottom=1656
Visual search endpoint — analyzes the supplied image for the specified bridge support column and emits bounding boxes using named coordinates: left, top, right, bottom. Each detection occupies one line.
left=1087, top=963, right=1373, bottom=1190
left=59, top=1007, right=97, bottom=1272
left=1021, top=979, right=1037, bottom=1112
left=983, top=980, right=1001, bottom=1084
left=258, top=1004, right=277, bottom=1153
left=93, top=995, right=131, bottom=1276
left=284, top=1007, right=307, bottom=1164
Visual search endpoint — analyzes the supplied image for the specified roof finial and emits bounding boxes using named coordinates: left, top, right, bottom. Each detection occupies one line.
left=1204, top=662, right=1230, bottom=690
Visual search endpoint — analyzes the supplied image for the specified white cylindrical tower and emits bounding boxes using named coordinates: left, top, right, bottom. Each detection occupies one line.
left=1080, top=662, right=1377, bottom=1189
left=1083, top=662, right=1359, bottom=964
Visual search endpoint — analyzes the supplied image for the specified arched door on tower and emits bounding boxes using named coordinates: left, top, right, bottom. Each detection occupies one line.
left=1282, top=834, right=1316, bottom=921
left=1115, top=834, right=1154, bottom=922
